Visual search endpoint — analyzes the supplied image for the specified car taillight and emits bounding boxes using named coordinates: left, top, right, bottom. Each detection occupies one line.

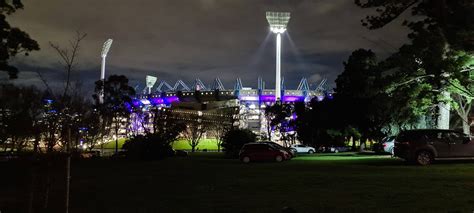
left=383, top=144, right=387, bottom=148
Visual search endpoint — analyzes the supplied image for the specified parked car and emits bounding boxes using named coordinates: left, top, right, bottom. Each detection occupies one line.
left=318, top=146, right=351, bottom=153
left=261, top=141, right=297, bottom=157
left=174, top=150, right=188, bottom=157
left=291, top=144, right=316, bottom=154
left=394, top=129, right=474, bottom=165
left=80, top=151, right=101, bottom=159
left=239, top=143, right=291, bottom=163
left=374, top=136, right=396, bottom=155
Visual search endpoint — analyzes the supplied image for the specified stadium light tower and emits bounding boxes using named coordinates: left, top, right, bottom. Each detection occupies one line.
left=100, top=39, right=113, bottom=103
left=266, top=11, right=290, bottom=100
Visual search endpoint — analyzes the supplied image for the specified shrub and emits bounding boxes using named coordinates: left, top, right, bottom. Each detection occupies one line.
left=221, top=129, right=256, bottom=158
left=122, top=133, right=175, bottom=160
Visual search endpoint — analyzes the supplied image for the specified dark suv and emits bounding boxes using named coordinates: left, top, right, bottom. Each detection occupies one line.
left=394, top=129, right=473, bottom=165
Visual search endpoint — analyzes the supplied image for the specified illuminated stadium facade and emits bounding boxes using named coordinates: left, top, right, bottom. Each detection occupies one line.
left=132, top=77, right=331, bottom=136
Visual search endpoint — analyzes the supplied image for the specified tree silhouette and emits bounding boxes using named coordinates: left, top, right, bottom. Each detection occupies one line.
left=94, top=75, right=135, bottom=154
left=0, top=0, right=39, bottom=78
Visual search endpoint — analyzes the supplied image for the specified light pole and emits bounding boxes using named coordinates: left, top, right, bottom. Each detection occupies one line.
left=266, top=12, right=290, bottom=100
left=100, top=39, right=113, bottom=103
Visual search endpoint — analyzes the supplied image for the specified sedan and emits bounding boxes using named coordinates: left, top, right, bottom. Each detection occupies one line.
left=291, top=144, right=316, bottom=154
left=239, top=143, right=291, bottom=163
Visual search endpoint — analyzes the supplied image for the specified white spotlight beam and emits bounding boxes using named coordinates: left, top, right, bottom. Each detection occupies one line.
left=266, top=12, right=290, bottom=100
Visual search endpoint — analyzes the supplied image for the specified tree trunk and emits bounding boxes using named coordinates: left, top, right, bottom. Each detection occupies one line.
left=65, top=127, right=71, bottom=213
left=437, top=91, right=451, bottom=129
left=114, top=115, right=119, bottom=155
left=359, top=137, right=367, bottom=152
left=115, top=129, right=119, bottom=155
left=351, top=137, right=356, bottom=151
left=33, top=134, right=40, bottom=153
left=462, top=116, right=470, bottom=135
left=267, top=121, right=272, bottom=140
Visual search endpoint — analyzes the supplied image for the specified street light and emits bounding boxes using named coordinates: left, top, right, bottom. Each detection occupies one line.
left=266, top=11, right=290, bottom=100
left=100, top=39, right=113, bottom=103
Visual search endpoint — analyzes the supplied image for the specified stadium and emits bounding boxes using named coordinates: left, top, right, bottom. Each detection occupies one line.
left=129, top=76, right=332, bottom=138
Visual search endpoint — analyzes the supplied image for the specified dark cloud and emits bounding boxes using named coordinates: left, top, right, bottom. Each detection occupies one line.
left=4, top=0, right=409, bottom=93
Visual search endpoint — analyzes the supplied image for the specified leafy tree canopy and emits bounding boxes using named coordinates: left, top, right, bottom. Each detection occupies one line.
left=0, top=0, right=39, bottom=78
left=355, top=0, right=474, bottom=51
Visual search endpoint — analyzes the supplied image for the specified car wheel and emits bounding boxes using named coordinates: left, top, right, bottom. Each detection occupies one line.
left=389, top=148, right=394, bottom=157
left=416, top=150, right=433, bottom=166
left=308, top=150, right=314, bottom=154
left=275, top=155, right=283, bottom=162
left=241, top=156, right=251, bottom=163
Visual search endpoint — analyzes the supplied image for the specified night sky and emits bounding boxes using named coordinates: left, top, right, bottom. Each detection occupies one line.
left=4, top=0, right=409, bottom=94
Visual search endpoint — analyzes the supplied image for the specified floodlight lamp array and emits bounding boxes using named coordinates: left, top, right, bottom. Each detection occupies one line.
left=266, top=12, right=290, bottom=34
left=101, top=39, right=113, bottom=57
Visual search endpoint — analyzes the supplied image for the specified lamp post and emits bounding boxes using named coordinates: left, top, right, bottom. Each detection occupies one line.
left=266, top=12, right=290, bottom=100
left=100, top=39, right=113, bottom=103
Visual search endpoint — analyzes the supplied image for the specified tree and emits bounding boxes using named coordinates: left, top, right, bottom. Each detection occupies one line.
left=123, top=108, right=186, bottom=160
left=0, top=0, right=39, bottom=78
left=335, top=49, right=391, bottom=150
left=221, top=129, right=257, bottom=158
left=49, top=31, right=87, bottom=97
left=264, top=101, right=292, bottom=143
left=81, top=108, right=105, bottom=151
left=295, top=96, right=349, bottom=149
left=209, top=107, right=238, bottom=152
left=355, top=0, right=474, bottom=130
left=122, top=132, right=181, bottom=160
left=182, top=121, right=207, bottom=153
left=0, top=84, right=42, bottom=151
left=94, top=75, right=135, bottom=155
left=445, top=51, right=474, bottom=134
left=151, top=107, right=186, bottom=145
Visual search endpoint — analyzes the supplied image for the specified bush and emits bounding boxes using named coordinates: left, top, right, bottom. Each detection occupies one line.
left=221, top=129, right=256, bottom=158
left=122, top=133, right=175, bottom=160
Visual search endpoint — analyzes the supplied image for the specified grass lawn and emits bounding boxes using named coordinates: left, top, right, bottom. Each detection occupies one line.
left=101, top=138, right=127, bottom=149
left=2, top=153, right=474, bottom=212
left=102, top=138, right=219, bottom=150
left=172, top=139, right=219, bottom=150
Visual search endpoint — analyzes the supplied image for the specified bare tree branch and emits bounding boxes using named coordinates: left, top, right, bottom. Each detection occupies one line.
left=35, top=68, right=53, bottom=96
left=49, top=31, right=87, bottom=98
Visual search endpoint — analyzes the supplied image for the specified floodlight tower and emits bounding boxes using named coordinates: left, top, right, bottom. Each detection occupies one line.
left=266, top=12, right=290, bottom=100
left=145, top=75, right=158, bottom=94
left=100, top=39, right=113, bottom=103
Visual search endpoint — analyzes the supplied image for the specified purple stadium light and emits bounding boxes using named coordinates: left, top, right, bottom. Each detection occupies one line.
left=260, top=95, right=276, bottom=102
left=124, top=102, right=132, bottom=112
left=132, top=99, right=142, bottom=107
left=149, top=97, right=165, bottom=105
left=282, top=96, right=304, bottom=102
left=164, top=96, right=179, bottom=104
